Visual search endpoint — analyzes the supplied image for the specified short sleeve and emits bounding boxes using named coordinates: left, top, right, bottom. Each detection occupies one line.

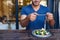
left=46, top=7, right=51, bottom=13
left=20, top=7, right=27, bottom=15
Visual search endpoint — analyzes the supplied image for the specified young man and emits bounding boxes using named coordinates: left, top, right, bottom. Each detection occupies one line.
left=20, top=0, right=55, bottom=30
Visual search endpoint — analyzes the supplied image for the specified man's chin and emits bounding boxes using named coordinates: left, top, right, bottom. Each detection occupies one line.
left=34, top=4, right=40, bottom=6
left=33, top=3, right=40, bottom=6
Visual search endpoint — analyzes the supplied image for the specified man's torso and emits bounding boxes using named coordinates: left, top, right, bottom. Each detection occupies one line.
left=21, top=4, right=50, bottom=30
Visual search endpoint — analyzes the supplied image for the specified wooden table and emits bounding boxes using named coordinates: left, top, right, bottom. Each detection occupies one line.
left=0, top=29, right=60, bottom=40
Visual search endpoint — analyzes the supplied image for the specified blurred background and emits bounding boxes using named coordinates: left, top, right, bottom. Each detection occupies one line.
left=0, top=0, right=60, bottom=30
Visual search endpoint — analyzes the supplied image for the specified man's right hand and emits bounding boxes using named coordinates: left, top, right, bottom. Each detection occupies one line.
left=28, top=12, right=37, bottom=21
left=20, top=12, right=38, bottom=27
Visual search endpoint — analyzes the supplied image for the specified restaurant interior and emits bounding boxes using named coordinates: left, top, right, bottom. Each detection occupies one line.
left=0, top=0, right=60, bottom=40
left=0, top=0, right=60, bottom=30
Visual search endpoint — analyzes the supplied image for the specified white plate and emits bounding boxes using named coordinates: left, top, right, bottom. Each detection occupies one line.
left=32, top=29, right=52, bottom=38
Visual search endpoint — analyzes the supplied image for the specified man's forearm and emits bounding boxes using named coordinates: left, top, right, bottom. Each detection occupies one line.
left=49, top=19, right=55, bottom=26
left=20, top=16, right=30, bottom=27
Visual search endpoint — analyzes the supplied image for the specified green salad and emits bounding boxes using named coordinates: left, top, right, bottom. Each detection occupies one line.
left=34, top=28, right=49, bottom=35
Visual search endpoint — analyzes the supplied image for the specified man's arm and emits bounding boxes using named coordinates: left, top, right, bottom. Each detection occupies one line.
left=48, top=19, right=55, bottom=26
left=20, top=15, right=30, bottom=27
left=46, top=13, right=55, bottom=27
left=20, top=13, right=37, bottom=27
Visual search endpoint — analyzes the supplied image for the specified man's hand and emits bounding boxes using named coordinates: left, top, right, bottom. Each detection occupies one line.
left=46, top=13, right=54, bottom=21
left=20, top=12, right=38, bottom=27
left=46, top=12, right=55, bottom=26
left=29, top=12, right=37, bottom=21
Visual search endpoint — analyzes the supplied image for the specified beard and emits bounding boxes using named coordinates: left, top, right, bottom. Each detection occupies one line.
left=32, top=1, right=40, bottom=6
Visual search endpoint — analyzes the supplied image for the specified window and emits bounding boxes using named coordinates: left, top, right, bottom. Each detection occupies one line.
left=0, top=0, right=16, bottom=30
left=40, top=0, right=47, bottom=6
left=18, top=0, right=23, bottom=5
left=59, top=1, right=60, bottom=27
left=18, top=0, right=47, bottom=6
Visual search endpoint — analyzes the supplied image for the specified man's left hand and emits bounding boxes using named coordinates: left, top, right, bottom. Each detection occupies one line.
left=46, top=12, right=54, bottom=21
left=46, top=12, right=55, bottom=26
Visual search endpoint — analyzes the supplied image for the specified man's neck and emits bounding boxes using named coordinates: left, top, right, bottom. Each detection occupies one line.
left=32, top=4, right=40, bottom=11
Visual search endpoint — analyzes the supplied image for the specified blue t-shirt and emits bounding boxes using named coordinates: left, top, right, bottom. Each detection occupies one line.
left=21, top=4, right=50, bottom=30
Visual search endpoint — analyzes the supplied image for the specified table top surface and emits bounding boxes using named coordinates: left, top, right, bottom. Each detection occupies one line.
left=0, top=29, right=60, bottom=40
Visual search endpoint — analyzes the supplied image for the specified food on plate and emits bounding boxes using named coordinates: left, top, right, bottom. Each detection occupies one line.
left=34, top=28, right=49, bottom=36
